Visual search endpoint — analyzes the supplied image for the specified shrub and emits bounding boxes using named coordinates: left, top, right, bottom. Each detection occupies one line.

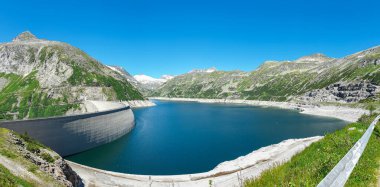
left=40, top=153, right=55, bottom=163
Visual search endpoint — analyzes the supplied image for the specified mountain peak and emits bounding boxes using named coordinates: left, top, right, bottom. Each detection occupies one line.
left=189, top=67, right=217, bottom=73
left=295, top=53, right=333, bottom=63
left=13, top=31, right=38, bottom=42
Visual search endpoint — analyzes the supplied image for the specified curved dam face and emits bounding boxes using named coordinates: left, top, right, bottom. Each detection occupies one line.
left=0, top=106, right=134, bottom=157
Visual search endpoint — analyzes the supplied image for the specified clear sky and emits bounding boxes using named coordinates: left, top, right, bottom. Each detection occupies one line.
left=1, top=0, right=379, bottom=78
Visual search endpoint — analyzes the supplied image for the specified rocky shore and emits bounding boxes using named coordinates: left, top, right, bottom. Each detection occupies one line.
left=150, top=97, right=367, bottom=122
left=123, top=100, right=156, bottom=108
left=299, top=81, right=379, bottom=103
left=63, top=97, right=363, bottom=186
left=68, top=136, right=322, bottom=187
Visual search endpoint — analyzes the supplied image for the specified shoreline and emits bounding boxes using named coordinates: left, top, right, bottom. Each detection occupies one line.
left=150, top=97, right=368, bottom=122
left=123, top=100, right=156, bottom=108
left=66, top=97, right=363, bottom=186
left=68, top=136, right=322, bottom=187
left=66, top=100, right=156, bottom=115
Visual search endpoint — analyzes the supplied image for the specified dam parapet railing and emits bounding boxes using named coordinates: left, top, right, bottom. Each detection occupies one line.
left=317, top=115, right=380, bottom=187
left=0, top=104, right=135, bottom=157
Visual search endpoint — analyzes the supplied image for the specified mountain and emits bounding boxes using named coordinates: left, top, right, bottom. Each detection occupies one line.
left=188, top=67, right=217, bottom=73
left=294, top=53, right=334, bottom=63
left=106, top=65, right=141, bottom=88
left=134, top=74, right=174, bottom=90
left=0, top=127, right=82, bottom=186
left=152, top=47, right=380, bottom=103
left=151, top=70, right=249, bottom=99
left=0, top=31, right=144, bottom=120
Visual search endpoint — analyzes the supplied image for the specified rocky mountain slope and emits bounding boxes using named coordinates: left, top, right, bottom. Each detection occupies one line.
left=106, top=65, right=140, bottom=88
left=134, top=74, right=174, bottom=91
left=0, top=128, right=82, bottom=186
left=152, top=69, right=249, bottom=99
left=0, top=31, right=144, bottom=120
left=152, top=47, right=380, bottom=103
left=105, top=65, right=174, bottom=94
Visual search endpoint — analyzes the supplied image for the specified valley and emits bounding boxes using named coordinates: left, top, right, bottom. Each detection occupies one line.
left=0, top=32, right=379, bottom=187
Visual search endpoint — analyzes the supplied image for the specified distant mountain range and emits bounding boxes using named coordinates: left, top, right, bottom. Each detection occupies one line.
left=104, top=65, right=175, bottom=93
left=151, top=47, right=380, bottom=103
left=134, top=74, right=174, bottom=90
left=2, top=31, right=380, bottom=121
left=0, top=31, right=144, bottom=120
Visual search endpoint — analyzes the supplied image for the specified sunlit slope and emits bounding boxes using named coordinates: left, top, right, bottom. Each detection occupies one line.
left=0, top=32, right=144, bottom=120
left=153, top=47, right=380, bottom=102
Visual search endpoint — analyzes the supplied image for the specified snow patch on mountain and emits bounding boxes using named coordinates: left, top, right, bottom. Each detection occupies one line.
left=189, top=67, right=217, bottom=73
left=161, top=75, right=175, bottom=80
left=134, top=74, right=174, bottom=90
left=134, top=75, right=165, bottom=84
left=106, top=65, right=124, bottom=75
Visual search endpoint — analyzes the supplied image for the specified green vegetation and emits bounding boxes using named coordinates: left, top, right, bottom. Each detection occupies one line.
left=242, top=72, right=313, bottom=101
left=155, top=51, right=380, bottom=102
left=245, top=114, right=380, bottom=187
left=0, top=128, right=65, bottom=186
left=68, top=63, right=144, bottom=100
left=27, top=48, right=36, bottom=64
left=19, top=132, right=47, bottom=153
left=368, top=105, right=376, bottom=115
left=364, top=53, right=380, bottom=61
left=19, top=133, right=55, bottom=163
left=19, top=132, right=57, bottom=164
left=0, top=42, right=145, bottom=120
left=0, top=164, right=33, bottom=187
left=38, top=47, right=47, bottom=63
left=0, top=149, right=17, bottom=159
left=40, top=153, right=55, bottom=163
left=27, top=165, right=39, bottom=174
left=0, top=72, right=79, bottom=120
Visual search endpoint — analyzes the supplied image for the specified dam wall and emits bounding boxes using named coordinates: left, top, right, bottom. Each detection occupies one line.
left=0, top=106, right=134, bottom=157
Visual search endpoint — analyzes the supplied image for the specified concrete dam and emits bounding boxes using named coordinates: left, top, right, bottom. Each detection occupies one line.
left=0, top=105, right=135, bottom=157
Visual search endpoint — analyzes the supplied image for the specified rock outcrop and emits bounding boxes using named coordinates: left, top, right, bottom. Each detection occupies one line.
left=0, top=31, right=145, bottom=120
left=0, top=127, right=83, bottom=186
left=154, top=46, right=380, bottom=102
left=294, top=53, right=334, bottom=63
left=300, top=81, right=379, bottom=103
left=106, top=65, right=140, bottom=88
left=8, top=132, right=83, bottom=186
left=134, top=74, right=174, bottom=91
left=12, top=31, right=39, bottom=42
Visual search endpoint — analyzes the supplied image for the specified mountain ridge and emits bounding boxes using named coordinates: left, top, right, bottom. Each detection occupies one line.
left=152, top=45, right=380, bottom=103
left=0, top=32, right=144, bottom=120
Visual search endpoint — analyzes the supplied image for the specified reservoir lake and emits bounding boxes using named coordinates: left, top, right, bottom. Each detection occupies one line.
left=66, top=100, right=347, bottom=175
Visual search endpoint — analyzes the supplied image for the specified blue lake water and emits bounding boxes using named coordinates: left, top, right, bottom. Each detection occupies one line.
left=65, top=100, right=347, bottom=175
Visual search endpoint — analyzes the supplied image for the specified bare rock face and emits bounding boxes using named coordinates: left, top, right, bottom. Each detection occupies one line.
left=300, top=81, right=379, bottom=103
left=0, top=31, right=144, bottom=119
left=8, top=132, right=83, bottom=186
left=0, top=77, right=8, bottom=91
left=106, top=65, right=139, bottom=85
left=12, top=31, right=39, bottom=42
left=0, top=33, right=75, bottom=87
left=295, top=53, right=334, bottom=63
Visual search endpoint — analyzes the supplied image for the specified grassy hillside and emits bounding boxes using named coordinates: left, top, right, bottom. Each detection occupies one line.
left=151, top=71, right=249, bottom=98
left=244, top=114, right=380, bottom=186
left=0, top=72, right=81, bottom=120
left=0, top=32, right=144, bottom=120
left=0, top=128, right=80, bottom=186
left=154, top=47, right=380, bottom=102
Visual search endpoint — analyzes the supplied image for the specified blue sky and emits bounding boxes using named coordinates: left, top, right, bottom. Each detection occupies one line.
left=1, top=0, right=379, bottom=78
